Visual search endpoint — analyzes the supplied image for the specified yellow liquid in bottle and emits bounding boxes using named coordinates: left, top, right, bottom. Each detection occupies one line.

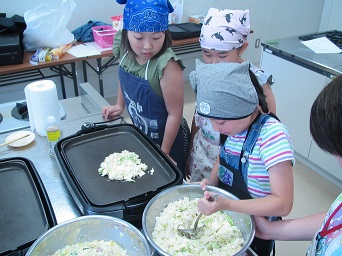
left=47, top=129, right=60, bottom=141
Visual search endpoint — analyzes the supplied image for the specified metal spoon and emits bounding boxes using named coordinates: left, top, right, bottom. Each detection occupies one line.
left=178, top=193, right=218, bottom=239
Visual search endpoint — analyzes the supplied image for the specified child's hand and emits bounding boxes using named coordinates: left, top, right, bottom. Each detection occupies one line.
left=199, top=178, right=212, bottom=191
left=102, top=105, right=124, bottom=119
left=197, top=191, right=221, bottom=215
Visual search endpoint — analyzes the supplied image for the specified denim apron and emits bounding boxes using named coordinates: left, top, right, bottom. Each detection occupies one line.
left=118, top=53, right=185, bottom=177
left=218, top=113, right=278, bottom=256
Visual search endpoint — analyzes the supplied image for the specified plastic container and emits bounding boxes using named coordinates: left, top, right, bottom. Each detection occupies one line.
left=92, top=25, right=117, bottom=48
left=46, top=116, right=61, bottom=156
left=111, top=15, right=123, bottom=31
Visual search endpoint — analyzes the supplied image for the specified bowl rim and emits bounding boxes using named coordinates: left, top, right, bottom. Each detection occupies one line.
left=26, top=215, right=151, bottom=255
left=142, top=184, right=255, bottom=256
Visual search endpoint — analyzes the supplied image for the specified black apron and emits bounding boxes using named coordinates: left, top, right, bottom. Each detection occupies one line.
left=218, top=113, right=279, bottom=256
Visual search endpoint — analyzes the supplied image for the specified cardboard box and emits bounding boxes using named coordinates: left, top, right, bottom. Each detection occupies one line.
left=189, top=14, right=205, bottom=24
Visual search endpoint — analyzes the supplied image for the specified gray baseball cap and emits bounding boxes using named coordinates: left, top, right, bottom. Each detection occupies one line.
left=190, top=59, right=258, bottom=120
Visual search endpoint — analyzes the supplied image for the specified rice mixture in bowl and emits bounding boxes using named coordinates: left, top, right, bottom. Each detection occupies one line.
left=152, top=197, right=244, bottom=255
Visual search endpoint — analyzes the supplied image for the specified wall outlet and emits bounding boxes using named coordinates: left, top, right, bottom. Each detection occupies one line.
left=255, top=39, right=260, bottom=48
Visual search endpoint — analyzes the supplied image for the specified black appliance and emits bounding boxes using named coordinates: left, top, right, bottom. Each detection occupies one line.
left=55, top=123, right=183, bottom=228
left=0, top=157, right=57, bottom=255
left=169, top=22, right=202, bottom=39
left=0, top=32, right=23, bottom=66
left=298, top=30, right=342, bottom=50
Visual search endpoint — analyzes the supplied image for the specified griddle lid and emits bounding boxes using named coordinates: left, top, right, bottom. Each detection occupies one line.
left=0, top=157, right=57, bottom=255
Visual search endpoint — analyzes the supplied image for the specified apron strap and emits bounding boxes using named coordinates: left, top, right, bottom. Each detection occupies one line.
left=239, top=112, right=271, bottom=183
left=145, top=59, right=150, bottom=80
left=119, top=52, right=128, bottom=65
left=119, top=52, right=150, bottom=80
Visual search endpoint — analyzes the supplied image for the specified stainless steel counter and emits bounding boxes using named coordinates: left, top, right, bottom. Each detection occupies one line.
left=0, top=96, right=121, bottom=224
left=0, top=86, right=257, bottom=256
left=262, top=35, right=342, bottom=78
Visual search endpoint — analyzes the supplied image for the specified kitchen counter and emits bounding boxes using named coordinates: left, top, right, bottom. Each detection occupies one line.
left=0, top=85, right=257, bottom=256
left=0, top=97, right=122, bottom=224
left=262, top=34, right=342, bottom=77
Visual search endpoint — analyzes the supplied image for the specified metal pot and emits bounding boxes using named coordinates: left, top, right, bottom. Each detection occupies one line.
left=26, top=215, right=151, bottom=256
left=142, top=184, right=255, bottom=256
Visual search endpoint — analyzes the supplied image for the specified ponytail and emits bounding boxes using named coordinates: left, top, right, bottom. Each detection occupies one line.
left=249, top=70, right=269, bottom=114
left=249, top=70, right=280, bottom=121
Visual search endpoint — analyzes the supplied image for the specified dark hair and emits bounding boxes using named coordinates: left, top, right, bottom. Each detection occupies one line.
left=121, top=29, right=173, bottom=59
left=310, top=75, right=342, bottom=157
left=249, top=70, right=269, bottom=114
left=219, top=70, right=272, bottom=145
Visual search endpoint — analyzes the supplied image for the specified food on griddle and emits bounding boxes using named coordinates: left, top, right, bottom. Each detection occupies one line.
left=52, top=240, right=127, bottom=255
left=152, top=197, right=244, bottom=255
left=98, top=150, right=154, bottom=182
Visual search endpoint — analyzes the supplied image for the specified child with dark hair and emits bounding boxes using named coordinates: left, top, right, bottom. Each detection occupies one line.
left=190, top=60, right=294, bottom=255
left=187, top=8, right=276, bottom=182
left=254, top=75, right=342, bottom=256
left=102, top=0, right=189, bottom=177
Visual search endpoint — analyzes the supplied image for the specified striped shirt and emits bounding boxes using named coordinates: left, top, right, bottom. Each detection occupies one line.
left=222, top=117, right=295, bottom=198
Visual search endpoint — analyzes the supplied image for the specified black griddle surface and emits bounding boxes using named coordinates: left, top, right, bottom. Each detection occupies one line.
left=57, top=124, right=181, bottom=207
left=0, top=157, right=56, bottom=255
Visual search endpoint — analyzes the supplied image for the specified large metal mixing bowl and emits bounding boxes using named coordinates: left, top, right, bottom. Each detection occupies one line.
left=26, top=215, right=151, bottom=256
left=142, top=184, right=255, bottom=256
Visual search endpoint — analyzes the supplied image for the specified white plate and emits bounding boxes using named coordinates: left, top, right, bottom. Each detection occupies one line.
left=5, top=131, right=35, bottom=147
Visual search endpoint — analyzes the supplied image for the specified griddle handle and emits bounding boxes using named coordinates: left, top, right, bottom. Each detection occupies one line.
left=77, top=123, right=109, bottom=135
left=77, top=116, right=124, bottom=135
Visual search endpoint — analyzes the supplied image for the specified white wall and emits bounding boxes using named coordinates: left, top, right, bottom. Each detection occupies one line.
left=1, top=0, right=325, bottom=100
left=213, top=0, right=325, bottom=67
left=1, top=0, right=124, bottom=31
left=319, top=0, right=342, bottom=31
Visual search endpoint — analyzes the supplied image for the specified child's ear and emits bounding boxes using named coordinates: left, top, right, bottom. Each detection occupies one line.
left=239, top=42, right=249, bottom=56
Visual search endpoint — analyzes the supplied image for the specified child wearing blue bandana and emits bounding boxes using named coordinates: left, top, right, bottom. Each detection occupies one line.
left=102, top=0, right=189, bottom=177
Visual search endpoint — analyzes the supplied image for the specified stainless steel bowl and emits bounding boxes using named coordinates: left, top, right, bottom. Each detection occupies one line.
left=26, top=215, right=151, bottom=256
left=142, top=184, right=255, bottom=256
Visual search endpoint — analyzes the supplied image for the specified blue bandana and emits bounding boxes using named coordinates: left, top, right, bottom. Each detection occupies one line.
left=117, top=0, right=174, bottom=32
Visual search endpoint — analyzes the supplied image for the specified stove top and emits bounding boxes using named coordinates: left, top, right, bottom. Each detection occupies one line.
left=0, top=101, right=30, bottom=135
left=0, top=100, right=66, bottom=135
left=298, top=30, right=342, bottom=49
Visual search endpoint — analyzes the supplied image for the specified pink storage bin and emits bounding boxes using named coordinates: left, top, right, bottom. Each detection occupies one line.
left=92, top=25, right=117, bottom=48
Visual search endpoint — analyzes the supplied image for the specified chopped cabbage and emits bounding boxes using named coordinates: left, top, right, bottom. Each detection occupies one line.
left=98, top=150, right=153, bottom=182
left=51, top=240, right=127, bottom=256
left=152, top=197, right=244, bottom=255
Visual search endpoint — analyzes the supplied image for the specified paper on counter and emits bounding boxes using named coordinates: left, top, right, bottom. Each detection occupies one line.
left=84, top=41, right=112, bottom=52
left=301, top=37, right=342, bottom=54
left=67, top=43, right=101, bottom=57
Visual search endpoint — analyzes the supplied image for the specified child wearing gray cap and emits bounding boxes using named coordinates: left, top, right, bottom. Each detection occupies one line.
left=102, top=0, right=189, bottom=178
left=187, top=8, right=276, bottom=183
left=191, top=60, right=294, bottom=256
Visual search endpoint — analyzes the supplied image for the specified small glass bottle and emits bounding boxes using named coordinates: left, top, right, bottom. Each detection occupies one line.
left=46, top=115, right=61, bottom=156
